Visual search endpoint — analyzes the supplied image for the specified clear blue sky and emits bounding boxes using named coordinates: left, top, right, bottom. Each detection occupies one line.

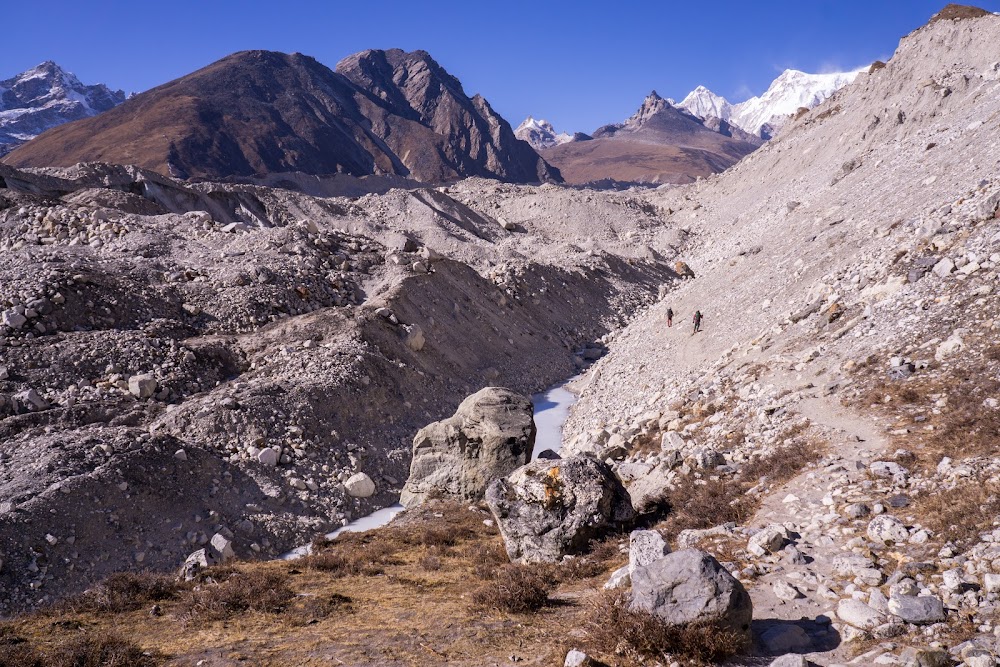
left=3, top=0, right=998, bottom=133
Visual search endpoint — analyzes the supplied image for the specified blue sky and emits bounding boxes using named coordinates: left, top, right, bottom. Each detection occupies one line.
left=4, top=1, right=998, bottom=133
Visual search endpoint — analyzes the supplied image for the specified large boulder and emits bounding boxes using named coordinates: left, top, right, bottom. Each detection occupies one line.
left=400, top=387, right=536, bottom=507
left=485, top=455, right=635, bottom=563
left=630, top=548, right=753, bottom=637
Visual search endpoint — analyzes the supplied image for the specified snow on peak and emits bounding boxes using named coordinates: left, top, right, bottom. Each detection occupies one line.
left=678, top=86, right=734, bottom=124
left=515, top=116, right=572, bottom=150
left=676, top=66, right=864, bottom=139
left=0, top=61, right=125, bottom=155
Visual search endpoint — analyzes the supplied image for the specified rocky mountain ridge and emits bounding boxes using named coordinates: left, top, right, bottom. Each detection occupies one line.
left=0, top=61, right=125, bottom=157
left=3, top=49, right=558, bottom=186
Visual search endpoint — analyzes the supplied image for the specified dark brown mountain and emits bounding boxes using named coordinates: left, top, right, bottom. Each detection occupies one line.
left=3, top=49, right=558, bottom=185
left=540, top=91, right=760, bottom=186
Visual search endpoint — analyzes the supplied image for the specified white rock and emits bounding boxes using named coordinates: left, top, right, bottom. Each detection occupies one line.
left=866, top=515, right=909, bottom=545
left=128, top=374, right=157, bottom=399
left=604, top=564, right=631, bottom=590
left=257, top=448, right=279, bottom=467
left=629, top=529, right=670, bottom=573
left=345, top=472, right=376, bottom=498
left=837, top=598, right=886, bottom=630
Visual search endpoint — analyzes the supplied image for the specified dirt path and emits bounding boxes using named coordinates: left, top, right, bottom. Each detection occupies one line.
left=743, top=374, right=891, bottom=663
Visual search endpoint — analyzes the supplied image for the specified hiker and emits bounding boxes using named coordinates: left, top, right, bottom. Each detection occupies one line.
left=666, top=307, right=673, bottom=327
left=693, top=310, right=703, bottom=333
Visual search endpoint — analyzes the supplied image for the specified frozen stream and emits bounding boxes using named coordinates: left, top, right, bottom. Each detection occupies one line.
left=283, top=379, right=579, bottom=559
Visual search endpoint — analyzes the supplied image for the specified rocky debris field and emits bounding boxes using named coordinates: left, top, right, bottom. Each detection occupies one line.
left=0, top=160, right=678, bottom=611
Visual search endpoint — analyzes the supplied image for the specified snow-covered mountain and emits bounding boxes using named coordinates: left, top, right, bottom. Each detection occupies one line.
left=514, top=116, right=573, bottom=150
left=678, top=67, right=865, bottom=139
left=0, top=61, right=125, bottom=156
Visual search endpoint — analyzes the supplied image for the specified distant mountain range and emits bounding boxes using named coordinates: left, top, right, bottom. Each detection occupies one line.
left=516, top=66, right=863, bottom=153
left=525, top=91, right=761, bottom=186
left=4, top=50, right=558, bottom=185
left=0, top=61, right=125, bottom=157
left=676, top=68, right=864, bottom=139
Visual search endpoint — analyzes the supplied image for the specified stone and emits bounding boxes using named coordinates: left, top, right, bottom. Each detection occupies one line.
left=769, top=655, right=809, bottom=667
left=564, top=650, right=599, bottom=667
left=174, top=449, right=187, bottom=461
left=661, top=431, right=686, bottom=451
left=128, top=374, right=157, bottom=399
left=486, top=455, right=635, bottom=563
left=869, top=461, right=909, bottom=484
left=899, top=647, right=950, bottom=667
left=536, top=449, right=561, bottom=460
left=345, top=472, right=376, bottom=498
left=15, top=388, right=48, bottom=411
left=748, top=524, right=789, bottom=557
left=630, top=549, right=753, bottom=637
left=1, top=309, right=26, bottom=330
left=404, top=324, right=425, bottom=352
left=629, top=529, right=670, bottom=574
left=604, top=565, right=631, bottom=590
left=210, top=533, right=235, bottom=562
left=180, top=548, right=213, bottom=581
left=867, top=515, right=909, bottom=545
left=401, top=387, right=536, bottom=507
left=257, top=448, right=278, bottom=467
left=932, top=257, right=955, bottom=278
left=984, top=572, right=1000, bottom=593
left=773, top=579, right=804, bottom=601
left=836, top=598, right=886, bottom=630
left=759, top=623, right=812, bottom=654
left=887, top=594, right=945, bottom=624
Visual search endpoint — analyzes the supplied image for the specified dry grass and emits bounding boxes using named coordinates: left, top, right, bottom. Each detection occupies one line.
left=584, top=591, right=748, bottom=666
left=176, top=569, right=296, bottom=621
left=57, top=572, right=180, bottom=614
left=0, top=503, right=623, bottom=666
left=471, top=564, right=554, bottom=613
left=0, top=629, right=156, bottom=667
left=914, top=483, right=1000, bottom=548
left=654, top=436, right=823, bottom=542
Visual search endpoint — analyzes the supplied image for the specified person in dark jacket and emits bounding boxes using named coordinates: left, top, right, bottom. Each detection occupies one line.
left=666, top=307, right=674, bottom=327
left=693, top=310, right=703, bottom=333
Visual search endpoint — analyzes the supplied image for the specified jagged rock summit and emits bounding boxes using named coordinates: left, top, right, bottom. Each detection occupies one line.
left=539, top=90, right=760, bottom=185
left=4, top=49, right=559, bottom=185
left=0, top=61, right=125, bottom=157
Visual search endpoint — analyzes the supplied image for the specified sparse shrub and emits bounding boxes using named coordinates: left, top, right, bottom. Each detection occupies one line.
left=471, top=564, right=552, bottom=613
left=178, top=569, right=295, bottom=621
left=60, top=572, right=180, bottom=614
left=45, top=631, right=156, bottom=667
left=463, top=541, right=509, bottom=579
left=0, top=625, right=42, bottom=667
left=585, top=591, right=748, bottom=666
left=287, top=593, right=354, bottom=625
left=420, top=553, right=442, bottom=572
left=916, top=483, right=1000, bottom=548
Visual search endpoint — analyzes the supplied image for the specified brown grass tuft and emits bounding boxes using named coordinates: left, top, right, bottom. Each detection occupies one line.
left=45, top=630, right=157, bottom=667
left=915, top=483, right=1000, bottom=548
left=177, top=569, right=295, bottom=621
left=471, top=564, right=553, bottom=613
left=58, top=572, right=180, bottom=614
left=585, top=590, right=748, bottom=666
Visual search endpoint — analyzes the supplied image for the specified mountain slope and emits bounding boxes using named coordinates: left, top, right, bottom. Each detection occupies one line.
left=0, top=62, right=125, bottom=157
left=4, top=50, right=558, bottom=185
left=540, top=91, right=761, bottom=185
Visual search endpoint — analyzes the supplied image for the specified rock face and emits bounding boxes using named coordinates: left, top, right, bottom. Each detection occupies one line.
left=630, top=549, right=753, bottom=637
left=400, top=387, right=536, bottom=507
left=6, top=49, right=559, bottom=185
left=485, top=455, right=635, bottom=563
left=0, top=61, right=125, bottom=157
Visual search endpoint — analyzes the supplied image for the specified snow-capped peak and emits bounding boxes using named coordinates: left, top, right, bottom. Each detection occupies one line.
left=676, top=66, right=865, bottom=139
left=0, top=61, right=126, bottom=156
left=515, top=116, right=573, bottom=150
left=678, top=86, right=734, bottom=124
